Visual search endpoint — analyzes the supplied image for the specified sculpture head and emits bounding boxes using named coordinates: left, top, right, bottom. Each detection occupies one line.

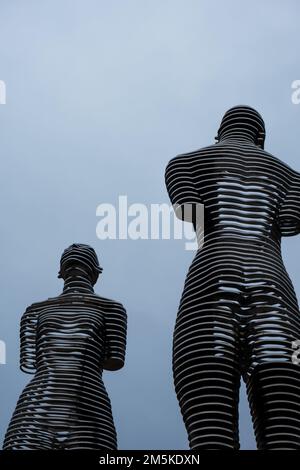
left=58, top=243, right=103, bottom=286
left=216, top=105, right=266, bottom=149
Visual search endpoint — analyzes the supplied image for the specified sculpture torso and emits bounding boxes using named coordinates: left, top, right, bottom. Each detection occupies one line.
left=167, top=138, right=300, bottom=244
left=36, top=294, right=109, bottom=377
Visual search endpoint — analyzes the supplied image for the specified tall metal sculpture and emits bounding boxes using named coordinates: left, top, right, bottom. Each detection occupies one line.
left=3, top=244, right=127, bottom=450
left=165, top=105, right=300, bottom=449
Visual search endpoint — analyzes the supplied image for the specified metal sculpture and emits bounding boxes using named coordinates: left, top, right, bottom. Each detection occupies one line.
left=3, top=243, right=127, bottom=450
left=165, top=105, right=300, bottom=450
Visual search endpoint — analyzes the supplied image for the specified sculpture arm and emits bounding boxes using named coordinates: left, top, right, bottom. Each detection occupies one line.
left=279, top=171, right=300, bottom=236
left=20, top=305, right=38, bottom=374
left=103, top=303, right=127, bottom=371
left=165, top=155, right=202, bottom=222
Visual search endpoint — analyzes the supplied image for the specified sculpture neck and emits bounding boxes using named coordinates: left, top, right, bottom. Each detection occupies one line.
left=62, top=274, right=94, bottom=294
left=219, top=129, right=257, bottom=144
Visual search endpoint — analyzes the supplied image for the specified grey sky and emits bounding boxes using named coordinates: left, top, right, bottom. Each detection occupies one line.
left=0, top=0, right=300, bottom=449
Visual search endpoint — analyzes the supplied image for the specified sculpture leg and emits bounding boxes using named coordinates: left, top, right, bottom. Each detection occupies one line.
left=173, top=306, right=241, bottom=449
left=63, top=423, right=118, bottom=450
left=244, top=293, right=300, bottom=449
left=246, top=363, right=300, bottom=449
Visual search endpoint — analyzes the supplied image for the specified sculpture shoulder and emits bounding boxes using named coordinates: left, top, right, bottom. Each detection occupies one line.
left=25, top=295, right=126, bottom=317
left=259, top=149, right=298, bottom=173
left=92, top=294, right=127, bottom=316
left=215, top=142, right=299, bottom=178
left=260, top=150, right=300, bottom=184
left=24, top=299, right=52, bottom=314
left=166, top=145, right=216, bottom=171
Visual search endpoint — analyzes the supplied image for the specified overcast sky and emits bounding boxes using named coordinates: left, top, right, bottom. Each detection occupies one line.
left=1, top=0, right=300, bottom=449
